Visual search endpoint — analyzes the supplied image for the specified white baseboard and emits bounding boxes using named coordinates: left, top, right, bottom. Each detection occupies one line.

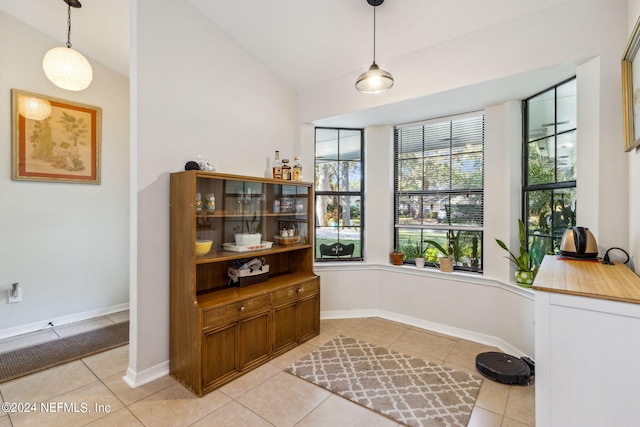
left=0, top=302, right=130, bottom=340
left=122, top=308, right=527, bottom=391
left=122, top=362, right=170, bottom=388
left=321, top=308, right=529, bottom=358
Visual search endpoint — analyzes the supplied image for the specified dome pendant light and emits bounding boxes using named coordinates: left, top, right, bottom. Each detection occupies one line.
left=355, top=0, right=394, bottom=94
left=43, top=0, right=93, bottom=91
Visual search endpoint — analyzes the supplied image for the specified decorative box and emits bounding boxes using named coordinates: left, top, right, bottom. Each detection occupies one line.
left=228, top=264, right=269, bottom=287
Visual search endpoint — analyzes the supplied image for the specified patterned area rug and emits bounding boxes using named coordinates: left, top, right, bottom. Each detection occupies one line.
left=286, top=335, right=482, bottom=427
left=0, top=322, right=129, bottom=384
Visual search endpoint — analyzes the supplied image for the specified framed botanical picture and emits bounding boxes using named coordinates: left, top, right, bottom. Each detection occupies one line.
left=11, top=89, right=102, bottom=183
left=622, top=17, right=640, bottom=152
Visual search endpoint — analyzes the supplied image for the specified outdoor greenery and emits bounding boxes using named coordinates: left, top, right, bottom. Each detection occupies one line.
left=314, top=128, right=363, bottom=261
left=525, top=142, right=576, bottom=254
left=397, top=229, right=483, bottom=271
left=394, top=115, right=484, bottom=272
left=524, top=77, right=577, bottom=254
left=423, top=239, right=452, bottom=258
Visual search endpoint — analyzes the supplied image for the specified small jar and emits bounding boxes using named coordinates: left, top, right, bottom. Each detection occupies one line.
left=195, top=193, right=203, bottom=214
left=281, top=196, right=292, bottom=213
left=204, top=194, right=215, bottom=212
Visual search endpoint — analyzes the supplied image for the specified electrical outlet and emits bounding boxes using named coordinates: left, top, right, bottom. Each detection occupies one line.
left=8, top=286, right=22, bottom=303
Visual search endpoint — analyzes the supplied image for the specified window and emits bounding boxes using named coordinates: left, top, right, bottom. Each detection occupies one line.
left=314, top=128, right=364, bottom=261
left=394, top=113, right=484, bottom=273
left=523, top=77, right=576, bottom=254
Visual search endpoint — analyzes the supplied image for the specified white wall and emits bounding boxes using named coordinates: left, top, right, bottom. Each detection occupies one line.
left=0, top=11, right=130, bottom=337
left=128, top=0, right=298, bottom=382
left=628, top=1, right=640, bottom=274
left=364, top=126, right=394, bottom=264
left=301, top=1, right=621, bottom=123
left=319, top=265, right=535, bottom=356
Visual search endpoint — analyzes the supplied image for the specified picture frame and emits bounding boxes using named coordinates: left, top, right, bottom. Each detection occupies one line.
left=11, top=89, right=102, bottom=183
left=622, top=17, right=640, bottom=152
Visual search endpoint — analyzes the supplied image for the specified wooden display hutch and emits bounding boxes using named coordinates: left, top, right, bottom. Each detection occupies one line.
left=170, top=171, right=320, bottom=396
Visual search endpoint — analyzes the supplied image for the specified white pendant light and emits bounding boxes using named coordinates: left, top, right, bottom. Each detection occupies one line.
left=18, top=96, right=52, bottom=121
left=43, top=0, right=93, bottom=91
left=356, top=0, right=394, bottom=94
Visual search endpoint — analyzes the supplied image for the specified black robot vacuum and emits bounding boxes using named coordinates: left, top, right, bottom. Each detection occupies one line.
left=475, top=352, right=534, bottom=385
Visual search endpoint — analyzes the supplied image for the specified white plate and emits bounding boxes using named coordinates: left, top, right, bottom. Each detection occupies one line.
left=222, top=241, right=273, bottom=252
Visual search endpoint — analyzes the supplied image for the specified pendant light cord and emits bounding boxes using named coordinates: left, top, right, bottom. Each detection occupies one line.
left=66, top=4, right=73, bottom=48
left=372, top=5, right=377, bottom=64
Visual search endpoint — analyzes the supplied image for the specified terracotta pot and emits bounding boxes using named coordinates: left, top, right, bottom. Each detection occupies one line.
left=439, top=257, right=454, bottom=272
left=390, top=252, right=404, bottom=265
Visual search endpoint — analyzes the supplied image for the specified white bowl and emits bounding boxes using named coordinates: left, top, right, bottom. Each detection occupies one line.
left=195, top=240, right=213, bottom=256
left=234, top=233, right=261, bottom=246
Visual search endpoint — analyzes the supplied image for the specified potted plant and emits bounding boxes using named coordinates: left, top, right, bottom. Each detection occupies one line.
left=495, top=219, right=542, bottom=287
left=424, top=239, right=454, bottom=272
left=389, top=247, right=405, bottom=265
left=402, top=239, right=427, bottom=268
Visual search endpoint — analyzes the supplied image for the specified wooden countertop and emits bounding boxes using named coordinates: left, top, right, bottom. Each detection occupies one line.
left=533, top=255, right=640, bottom=304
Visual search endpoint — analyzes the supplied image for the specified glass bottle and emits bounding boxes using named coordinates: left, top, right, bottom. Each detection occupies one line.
left=272, top=150, right=282, bottom=180
left=281, top=159, right=292, bottom=180
left=292, top=157, right=302, bottom=181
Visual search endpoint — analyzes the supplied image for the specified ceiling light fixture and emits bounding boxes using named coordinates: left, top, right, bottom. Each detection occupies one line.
left=43, top=0, right=93, bottom=91
left=355, top=0, right=394, bottom=94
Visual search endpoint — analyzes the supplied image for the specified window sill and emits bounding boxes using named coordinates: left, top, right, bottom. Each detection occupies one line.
left=313, top=261, right=534, bottom=298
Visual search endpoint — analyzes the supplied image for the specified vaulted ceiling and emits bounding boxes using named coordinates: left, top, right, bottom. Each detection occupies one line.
left=2, top=0, right=576, bottom=126
left=187, top=0, right=572, bottom=91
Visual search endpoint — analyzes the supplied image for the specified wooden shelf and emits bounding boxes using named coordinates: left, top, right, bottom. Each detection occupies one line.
left=195, top=244, right=312, bottom=264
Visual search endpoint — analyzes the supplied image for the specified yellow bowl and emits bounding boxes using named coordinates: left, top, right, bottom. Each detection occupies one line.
left=195, top=240, right=213, bottom=257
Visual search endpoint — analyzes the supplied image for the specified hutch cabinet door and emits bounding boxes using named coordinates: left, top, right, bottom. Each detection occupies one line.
left=297, top=293, right=320, bottom=342
left=272, top=303, right=297, bottom=354
left=203, top=323, right=238, bottom=388
left=238, top=311, right=271, bottom=371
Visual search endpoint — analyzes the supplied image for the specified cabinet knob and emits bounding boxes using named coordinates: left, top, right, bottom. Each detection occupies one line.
left=238, top=305, right=245, bottom=312
left=296, top=288, right=303, bottom=293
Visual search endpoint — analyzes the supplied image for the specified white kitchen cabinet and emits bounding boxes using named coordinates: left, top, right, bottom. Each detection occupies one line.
left=534, top=255, right=640, bottom=427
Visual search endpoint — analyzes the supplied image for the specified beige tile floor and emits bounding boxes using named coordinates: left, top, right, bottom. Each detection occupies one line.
left=0, top=316, right=535, bottom=426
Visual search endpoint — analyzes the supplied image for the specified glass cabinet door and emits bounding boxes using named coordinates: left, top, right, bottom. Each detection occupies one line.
left=221, top=180, right=267, bottom=247
left=193, top=175, right=311, bottom=254
left=195, top=177, right=224, bottom=252
left=275, top=185, right=309, bottom=244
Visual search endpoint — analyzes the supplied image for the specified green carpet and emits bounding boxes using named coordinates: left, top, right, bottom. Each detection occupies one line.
left=0, top=321, right=129, bottom=384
